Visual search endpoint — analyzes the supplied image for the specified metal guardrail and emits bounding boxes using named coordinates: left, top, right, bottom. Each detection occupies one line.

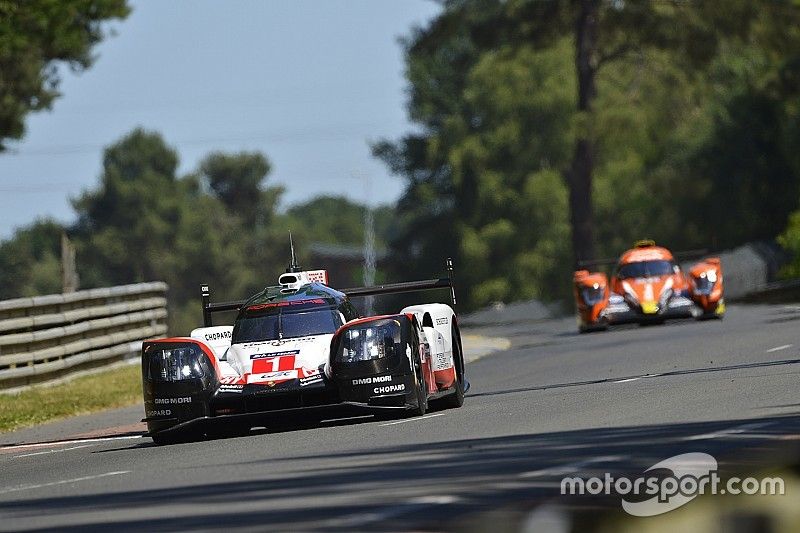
left=0, top=282, right=168, bottom=390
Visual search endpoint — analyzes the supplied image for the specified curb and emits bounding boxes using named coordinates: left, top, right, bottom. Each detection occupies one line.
left=461, top=334, right=512, bottom=363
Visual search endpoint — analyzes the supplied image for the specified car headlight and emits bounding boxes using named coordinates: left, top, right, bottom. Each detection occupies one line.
left=694, top=271, right=716, bottom=295
left=622, top=281, right=639, bottom=306
left=337, top=319, right=401, bottom=363
left=581, top=283, right=605, bottom=306
left=145, top=345, right=206, bottom=382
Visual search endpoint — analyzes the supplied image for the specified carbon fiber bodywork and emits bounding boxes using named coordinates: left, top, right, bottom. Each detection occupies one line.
left=603, top=292, right=697, bottom=325
left=141, top=314, right=426, bottom=437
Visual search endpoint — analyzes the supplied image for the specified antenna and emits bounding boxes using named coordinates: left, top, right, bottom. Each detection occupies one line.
left=201, top=284, right=212, bottom=327
left=446, top=257, right=457, bottom=307
left=287, top=231, right=301, bottom=273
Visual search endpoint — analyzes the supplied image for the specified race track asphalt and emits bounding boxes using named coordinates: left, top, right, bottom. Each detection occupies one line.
left=1, top=303, right=799, bottom=531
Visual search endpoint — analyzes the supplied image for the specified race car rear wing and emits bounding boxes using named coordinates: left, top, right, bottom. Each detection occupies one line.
left=200, top=258, right=457, bottom=327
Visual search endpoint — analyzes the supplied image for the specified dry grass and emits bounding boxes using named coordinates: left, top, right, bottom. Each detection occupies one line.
left=0, top=363, right=142, bottom=433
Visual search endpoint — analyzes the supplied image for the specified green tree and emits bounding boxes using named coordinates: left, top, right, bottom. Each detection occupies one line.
left=377, top=0, right=800, bottom=309
left=71, top=128, right=184, bottom=287
left=778, top=211, right=800, bottom=278
left=284, top=196, right=394, bottom=250
left=198, top=152, right=276, bottom=227
left=193, top=151, right=290, bottom=301
left=71, top=129, right=289, bottom=333
left=679, top=11, right=800, bottom=250
left=0, top=0, right=130, bottom=150
left=0, top=219, right=64, bottom=298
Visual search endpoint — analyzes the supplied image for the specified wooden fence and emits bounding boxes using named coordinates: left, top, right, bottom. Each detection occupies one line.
left=0, top=282, right=168, bottom=390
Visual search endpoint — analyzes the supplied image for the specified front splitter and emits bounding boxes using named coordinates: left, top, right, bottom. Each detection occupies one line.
left=144, top=400, right=410, bottom=438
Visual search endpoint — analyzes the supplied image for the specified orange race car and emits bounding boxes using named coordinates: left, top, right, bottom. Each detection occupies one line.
left=573, top=240, right=725, bottom=332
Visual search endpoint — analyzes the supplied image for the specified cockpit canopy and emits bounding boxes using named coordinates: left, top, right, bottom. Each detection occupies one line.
left=233, top=305, right=343, bottom=343
left=617, top=260, right=678, bottom=280
left=231, top=283, right=358, bottom=344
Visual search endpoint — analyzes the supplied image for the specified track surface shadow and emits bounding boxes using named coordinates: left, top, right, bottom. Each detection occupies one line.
left=4, top=414, right=800, bottom=532
left=469, top=357, right=800, bottom=398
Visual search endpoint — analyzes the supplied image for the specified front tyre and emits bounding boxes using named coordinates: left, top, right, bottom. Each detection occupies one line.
left=578, top=316, right=608, bottom=333
left=409, top=349, right=428, bottom=416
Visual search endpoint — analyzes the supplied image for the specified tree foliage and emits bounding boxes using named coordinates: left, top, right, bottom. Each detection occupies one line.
left=67, top=129, right=288, bottom=332
left=5, top=1, right=800, bottom=322
left=0, top=128, right=394, bottom=332
left=285, top=196, right=394, bottom=252
left=71, top=128, right=183, bottom=286
left=199, top=152, right=274, bottom=227
left=377, top=0, right=800, bottom=309
left=0, top=0, right=129, bottom=150
left=0, top=219, right=63, bottom=297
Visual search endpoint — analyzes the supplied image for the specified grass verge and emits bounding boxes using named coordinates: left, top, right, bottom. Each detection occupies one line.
left=0, top=363, right=142, bottom=433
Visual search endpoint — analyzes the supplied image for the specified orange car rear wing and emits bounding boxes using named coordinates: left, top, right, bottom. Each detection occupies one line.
left=577, top=248, right=709, bottom=268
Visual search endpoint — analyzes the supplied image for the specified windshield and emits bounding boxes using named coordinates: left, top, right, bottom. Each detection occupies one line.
left=617, top=260, right=676, bottom=279
left=232, top=308, right=343, bottom=343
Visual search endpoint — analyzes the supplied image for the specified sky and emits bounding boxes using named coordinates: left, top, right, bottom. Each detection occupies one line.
left=0, top=0, right=442, bottom=239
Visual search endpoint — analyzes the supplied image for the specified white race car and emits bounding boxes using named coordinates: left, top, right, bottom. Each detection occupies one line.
left=141, top=260, right=467, bottom=444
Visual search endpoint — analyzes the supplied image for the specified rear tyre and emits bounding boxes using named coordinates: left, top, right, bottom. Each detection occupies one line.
left=440, top=325, right=465, bottom=410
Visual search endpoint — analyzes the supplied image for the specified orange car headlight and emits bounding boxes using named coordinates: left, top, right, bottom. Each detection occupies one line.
left=694, top=271, right=716, bottom=295
left=581, top=284, right=605, bottom=306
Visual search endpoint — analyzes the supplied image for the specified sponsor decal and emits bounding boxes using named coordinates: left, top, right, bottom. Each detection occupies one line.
left=247, top=299, right=326, bottom=311
left=374, top=384, right=405, bottom=394
left=300, top=375, right=324, bottom=387
left=299, top=367, right=320, bottom=378
left=247, top=370, right=298, bottom=384
left=305, top=270, right=329, bottom=284
left=435, top=317, right=449, bottom=326
left=434, top=351, right=450, bottom=370
left=260, top=370, right=296, bottom=379
left=275, top=336, right=319, bottom=344
left=241, top=337, right=320, bottom=348
left=251, top=353, right=297, bottom=374
left=352, top=375, right=393, bottom=386
left=218, top=384, right=244, bottom=393
left=154, top=397, right=192, bottom=405
left=251, top=350, right=300, bottom=360
left=146, top=409, right=172, bottom=417
left=204, top=331, right=231, bottom=341
left=219, top=376, right=243, bottom=385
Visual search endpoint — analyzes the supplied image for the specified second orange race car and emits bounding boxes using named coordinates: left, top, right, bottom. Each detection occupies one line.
left=573, top=240, right=725, bottom=332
